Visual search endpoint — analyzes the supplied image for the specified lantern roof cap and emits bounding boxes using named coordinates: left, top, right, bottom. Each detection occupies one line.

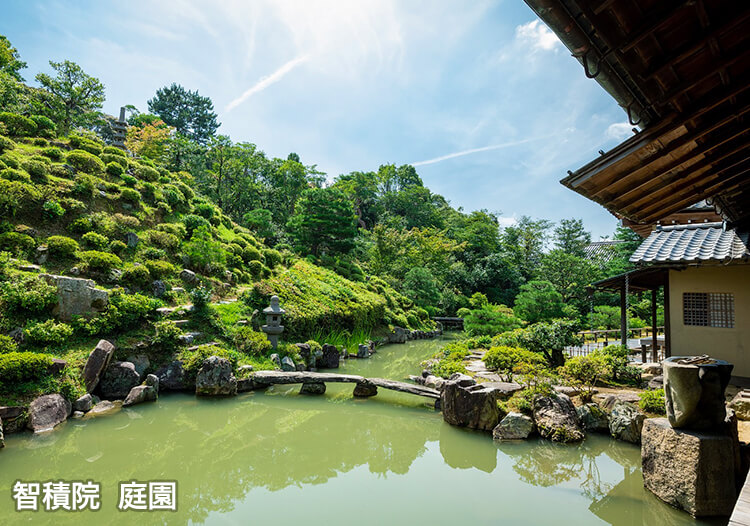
left=263, top=295, right=285, bottom=314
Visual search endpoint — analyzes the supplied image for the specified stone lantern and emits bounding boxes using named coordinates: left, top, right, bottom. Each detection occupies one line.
left=261, top=295, right=285, bottom=349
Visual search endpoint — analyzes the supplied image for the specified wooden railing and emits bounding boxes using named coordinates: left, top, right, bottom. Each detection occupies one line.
left=567, top=326, right=666, bottom=361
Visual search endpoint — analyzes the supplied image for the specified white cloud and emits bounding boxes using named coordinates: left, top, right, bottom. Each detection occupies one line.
left=515, top=20, right=561, bottom=52
left=605, top=122, right=634, bottom=141
left=497, top=216, right=517, bottom=228
left=410, top=133, right=557, bottom=167
left=225, top=55, right=309, bottom=112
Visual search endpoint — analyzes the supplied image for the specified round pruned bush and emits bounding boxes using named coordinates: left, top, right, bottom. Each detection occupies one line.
left=0, top=232, right=35, bottom=255
left=639, top=388, right=666, bottom=415
left=242, top=245, right=263, bottom=263
left=41, top=146, right=64, bottom=162
left=122, top=264, right=151, bottom=288
left=0, top=167, right=30, bottom=183
left=233, top=326, right=272, bottom=356
left=0, top=179, right=42, bottom=217
left=0, top=112, right=37, bottom=137
left=81, top=231, right=109, bottom=250
left=262, top=248, right=282, bottom=268
left=49, top=164, right=75, bottom=179
left=21, top=159, right=49, bottom=183
left=32, top=138, right=48, bottom=146
left=144, top=259, right=176, bottom=280
left=46, top=235, right=79, bottom=258
left=0, top=135, right=15, bottom=153
left=119, top=187, right=141, bottom=205
left=0, top=334, right=18, bottom=354
left=151, top=320, right=184, bottom=353
left=0, top=275, right=58, bottom=313
left=108, top=239, right=127, bottom=254
left=248, top=260, right=263, bottom=279
left=106, top=161, right=125, bottom=178
left=134, top=163, right=159, bottom=182
left=103, top=146, right=126, bottom=157
left=67, top=149, right=105, bottom=174
left=72, top=174, right=96, bottom=199
left=121, top=174, right=137, bottom=187
left=155, top=222, right=186, bottom=239
left=42, top=200, right=65, bottom=220
left=0, top=152, right=19, bottom=169
left=24, top=319, right=74, bottom=347
left=0, top=351, right=54, bottom=386
left=68, top=135, right=103, bottom=155
left=101, top=152, right=128, bottom=168
left=182, top=214, right=211, bottom=235
left=146, top=229, right=180, bottom=251
left=78, top=250, right=122, bottom=273
left=30, top=115, right=56, bottom=138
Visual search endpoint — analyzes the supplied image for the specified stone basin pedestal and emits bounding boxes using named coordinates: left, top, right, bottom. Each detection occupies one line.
left=663, top=356, right=733, bottom=430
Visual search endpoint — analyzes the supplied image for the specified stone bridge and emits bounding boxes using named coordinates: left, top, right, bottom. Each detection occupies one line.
left=431, top=317, right=464, bottom=330
left=247, top=371, right=440, bottom=402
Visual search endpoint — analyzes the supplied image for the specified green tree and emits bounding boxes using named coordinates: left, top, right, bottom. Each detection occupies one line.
left=501, top=216, right=552, bottom=279
left=287, top=187, right=358, bottom=257
left=537, top=249, right=597, bottom=306
left=0, top=35, right=27, bottom=81
left=402, top=267, right=441, bottom=309
left=514, top=280, right=565, bottom=323
left=35, top=60, right=106, bottom=135
left=554, top=218, right=591, bottom=257
left=148, top=83, right=219, bottom=143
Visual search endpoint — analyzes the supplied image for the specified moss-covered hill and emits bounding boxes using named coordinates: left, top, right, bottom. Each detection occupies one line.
left=0, top=130, right=432, bottom=405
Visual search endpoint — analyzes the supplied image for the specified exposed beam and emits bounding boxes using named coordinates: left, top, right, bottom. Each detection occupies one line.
left=619, top=0, right=693, bottom=53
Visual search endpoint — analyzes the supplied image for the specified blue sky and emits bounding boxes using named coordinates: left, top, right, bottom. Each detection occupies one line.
left=2, top=0, right=636, bottom=239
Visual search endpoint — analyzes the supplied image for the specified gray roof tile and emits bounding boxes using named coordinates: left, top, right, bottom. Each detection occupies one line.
left=630, top=222, right=750, bottom=264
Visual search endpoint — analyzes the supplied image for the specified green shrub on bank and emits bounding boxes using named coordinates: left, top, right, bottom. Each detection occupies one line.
left=21, top=159, right=49, bottom=183
left=0, top=231, right=34, bottom=255
left=41, top=146, right=64, bottom=161
left=68, top=135, right=103, bottom=155
left=134, top=163, right=159, bottom=182
left=122, top=265, right=150, bottom=287
left=0, top=275, right=57, bottom=316
left=30, top=115, right=56, bottom=137
left=151, top=320, right=183, bottom=354
left=0, top=351, right=53, bottom=386
left=42, top=200, right=65, bottom=220
left=1, top=167, right=30, bottom=183
left=106, top=161, right=125, bottom=177
left=559, top=354, right=609, bottom=402
left=81, top=231, right=109, bottom=250
left=233, top=326, right=272, bottom=356
left=67, top=149, right=105, bottom=174
left=144, top=259, right=175, bottom=280
left=73, top=291, right=160, bottom=336
left=24, top=319, right=74, bottom=347
left=119, top=187, right=141, bottom=204
left=0, top=179, right=42, bottom=217
left=0, top=112, right=37, bottom=136
left=0, top=135, right=15, bottom=153
left=78, top=250, right=122, bottom=273
left=639, top=388, right=666, bottom=414
left=484, top=345, right=544, bottom=382
left=103, top=146, right=125, bottom=157
left=0, top=334, right=18, bottom=354
left=47, top=235, right=79, bottom=258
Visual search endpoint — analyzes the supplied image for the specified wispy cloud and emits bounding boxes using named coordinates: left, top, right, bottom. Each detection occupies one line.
left=410, top=134, right=556, bottom=167
left=515, top=20, right=561, bottom=52
left=605, top=122, right=634, bottom=141
left=225, top=55, right=309, bottom=112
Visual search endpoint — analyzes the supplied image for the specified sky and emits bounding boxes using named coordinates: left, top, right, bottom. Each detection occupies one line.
left=2, top=0, right=637, bottom=239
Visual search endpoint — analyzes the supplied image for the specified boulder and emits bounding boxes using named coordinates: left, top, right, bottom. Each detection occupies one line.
left=27, top=394, right=71, bottom=433
left=317, top=344, right=340, bottom=369
left=270, top=353, right=282, bottom=369
left=729, top=392, right=750, bottom=421
left=599, top=392, right=641, bottom=411
left=35, top=245, right=48, bottom=265
left=99, top=361, right=141, bottom=399
left=492, top=412, right=535, bottom=440
left=641, top=362, right=663, bottom=375
left=648, top=375, right=664, bottom=390
left=424, top=375, right=446, bottom=390
left=71, top=411, right=84, bottom=419
left=448, top=373, right=476, bottom=388
left=144, top=374, right=159, bottom=391
left=179, top=269, right=197, bottom=284
left=476, top=381, right=523, bottom=400
left=663, top=356, right=733, bottom=430
left=126, top=354, right=150, bottom=380
left=0, top=406, right=28, bottom=434
left=48, top=358, right=67, bottom=375
left=357, top=344, right=370, bottom=358
left=195, top=356, right=237, bottom=396
left=300, top=383, right=326, bottom=395
left=295, top=343, right=311, bottom=366
left=123, top=385, right=157, bottom=407
left=40, top=274, right=109, bottom=322
left=353, top=381, right=378, bottom=397
left=125, top=232, right=139, bottom=248
left=85, top=400, right=122, bottom=418
left=237, top=377, right=257, bottom=393
left=577, top=403, right=610, bottom=433
left=641, top=417, right=737, bottom=517
left=73, top=393, right=94, bottom=413
left=155, top=360, right=189, bottom=391
left=441, top=381, right=500, bottom=432
left=82, top=340, right=115, bottom=393
left=8, top=327, right=24, bottom=344
left=281, top=356, right=296, bottom=372
left=152, top=280, right=167, bottom=298
left=609, top=401, right=645, bottom=443
left=388, top=327, right=407, bottom=344
left=532, top=394, right=584, bottom=443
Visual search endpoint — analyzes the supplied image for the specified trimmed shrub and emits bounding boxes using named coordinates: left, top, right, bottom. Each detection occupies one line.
left=81, top=231, right=109, bottom=250
left=175, top=181, right=194, bottom=201
left=0, top=179, right=41, bottom=217
left=72, top=291, right=161, bottom=336
left=24, top=319, right=74, bottom=346
left=0, top=135, right=15, bottom=153
left=0, top=275, right=58, bottom=313
left=560, top=354, right=609, bottom=402
left=50, top=164, right=74, bottom=179
left=0, top=112, right=37, bottom=136
left=484, top=345, right=545, bottom=382
left=108, top=239, right=127, bottom=254
left=1, top=168, right=30, bottom=183
left=151, top=320, right=183, bottom=353
left=119, top=187, right=141, bottom=204
left=182, top=214, right=210, bottom=235
left=46, top=235, right=79, bottom=258
left=41, top=146, right=64, bottom=161
left=0, top=152, right=19, bottom=168
left=72, top=174, right=96, bottom=198
left=194, top=203, right=217, bottom=220
left=22, top=159, right=49, bottom=183
left=42, top=200, right=65, bottom=220
left=155, top=222, right=186, bottom=239
left=106, top=161, right=125, bottom=177
left=144, top=259, right=176, bottom=280
left=122, top=174, right=137, bottom=187
left=233, top=326, right=272, bottom=356
left=242, top=245, right=263, bottom=263
left=0, top=351, right=54, bottom=386
left=68, top=135, right=103, bottom=155
left=32, top=137, right=48, bottom=146
left=146, top=230, right=179, bottom=251
left=67, top=149, right=105, bottom=174
left=0, top=232, right=35, bottom=255
left=639, top=388, right=666, bottom=414
left=78, top=250, right=122, bottom=273
left=0, top=334, right=18, bottom=354
left=134, top=163, right=159, bottom=182
left=30, top=115, right=56, bottom=137
left=122, top=265, right=151, bottom=287
left=262, top=248, right=282, bottom=268
left=101, top=152, right=128, bottom=167
left=103, top=146, right=126, bottom=156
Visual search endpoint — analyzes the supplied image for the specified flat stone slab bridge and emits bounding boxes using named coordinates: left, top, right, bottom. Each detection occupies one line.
left=249, top=371, right=440, bottom=401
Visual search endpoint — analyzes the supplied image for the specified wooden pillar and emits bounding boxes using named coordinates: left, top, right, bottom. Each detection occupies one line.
left=651, top=288, right=659, bottom=362
left=663, top=276, right=671, bottom=358
left=620, top=286, right=627, bottom=347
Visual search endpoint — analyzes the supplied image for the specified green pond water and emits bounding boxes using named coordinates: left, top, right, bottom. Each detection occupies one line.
left=0, top=336, right=723, bottom=525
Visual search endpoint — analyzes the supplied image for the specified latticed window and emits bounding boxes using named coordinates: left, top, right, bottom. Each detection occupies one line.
left=683, top=292, right=734, bottom=328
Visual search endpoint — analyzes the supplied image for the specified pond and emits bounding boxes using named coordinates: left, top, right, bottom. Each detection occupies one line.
left=0, top=336, right=722, bottom=525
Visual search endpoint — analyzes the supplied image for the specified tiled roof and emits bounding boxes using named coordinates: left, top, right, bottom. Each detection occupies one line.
left=630, top=222, right=750, bottom=264
left=583, top=241, right=625, bottom=263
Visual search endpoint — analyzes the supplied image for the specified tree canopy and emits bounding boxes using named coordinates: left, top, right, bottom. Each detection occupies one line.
left=148, top=83, right=220, bottom=143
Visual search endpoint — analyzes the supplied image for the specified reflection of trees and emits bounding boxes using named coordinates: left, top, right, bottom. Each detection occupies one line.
left=438, top=422, right=497, bottom=473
